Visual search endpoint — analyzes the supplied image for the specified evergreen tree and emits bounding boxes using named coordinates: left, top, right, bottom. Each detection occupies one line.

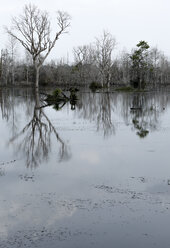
left=130, top=41, right=150, bottom=88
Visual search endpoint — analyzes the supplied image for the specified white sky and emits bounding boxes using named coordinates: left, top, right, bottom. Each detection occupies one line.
left=0, top=0, right=169, bottom=62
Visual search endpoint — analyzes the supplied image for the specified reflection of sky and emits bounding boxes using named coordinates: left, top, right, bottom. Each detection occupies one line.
left=0, top=194, right=76, bottom=238
left=1, top=90, right=170, bottom=247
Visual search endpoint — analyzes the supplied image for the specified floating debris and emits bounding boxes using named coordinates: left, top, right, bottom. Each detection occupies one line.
left=19, top=174, right=35, bottom=182
left=0, top=159, right=17, bottom=166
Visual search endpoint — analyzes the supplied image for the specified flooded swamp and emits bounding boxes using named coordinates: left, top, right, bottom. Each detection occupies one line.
left=0, top=87, right=170, bottom=247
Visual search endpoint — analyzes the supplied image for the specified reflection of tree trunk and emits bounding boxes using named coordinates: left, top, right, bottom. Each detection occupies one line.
left=35, top=66, right=40, bottom=89
left=9, top=88, right=71, bottom=168
left=77, top=91, right=115, bottom=137
left=98, top=92, right=114, bottom=136
left=26, top=65, right=29, bottom=84
left=35, top=86, right=40, bottom=107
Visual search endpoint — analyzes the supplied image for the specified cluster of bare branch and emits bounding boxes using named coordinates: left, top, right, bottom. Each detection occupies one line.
left=5, top=3, right=71, bottom=88
left=6, top=4, right=70, bottom=65
left=73, top=31, right=116, bottom=86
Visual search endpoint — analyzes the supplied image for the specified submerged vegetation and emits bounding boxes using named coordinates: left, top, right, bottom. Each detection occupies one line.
left=53, top=88, right=62, bottom=97
left=46, top=88, right=68, bottom=104
left=45, top=87, right=78, bottom=110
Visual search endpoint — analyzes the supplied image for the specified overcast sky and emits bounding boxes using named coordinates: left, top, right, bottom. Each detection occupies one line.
left=0, top=0, right=169, bottom=62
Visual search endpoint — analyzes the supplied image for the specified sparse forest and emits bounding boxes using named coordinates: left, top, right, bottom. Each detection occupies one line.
left=1, top=4, right=170, bottom=89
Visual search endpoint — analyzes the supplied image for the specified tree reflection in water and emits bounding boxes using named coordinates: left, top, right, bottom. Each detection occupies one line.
left=0, top=88, right=35, bottom=136
left=97, top=92, right=115, bottom=137
left=0, top=88, right=169, bottom=168
left=8, top=89, right=71, bottom=168
left=77, top=90, right=169, bottom=138
left=130, top=93, right=162, bottom=138
left=77, top=91, right=115, bottom=137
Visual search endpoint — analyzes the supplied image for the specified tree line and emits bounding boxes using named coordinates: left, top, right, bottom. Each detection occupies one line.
left=0, top=4, right=170, bottom=89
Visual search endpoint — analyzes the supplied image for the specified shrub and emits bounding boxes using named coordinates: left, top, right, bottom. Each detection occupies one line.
left=52, top=88, right=62, bottom=97
left=89, top=82, right=102, bottom=90
left=115, top=86, right=134, bottom=92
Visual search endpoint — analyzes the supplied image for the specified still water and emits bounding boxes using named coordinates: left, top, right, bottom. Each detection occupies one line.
left=0, top=87, right=170, bottom=248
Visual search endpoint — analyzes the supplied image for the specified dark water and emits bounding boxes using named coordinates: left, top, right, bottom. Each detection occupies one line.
left=0, top=87, right=170, bottom=248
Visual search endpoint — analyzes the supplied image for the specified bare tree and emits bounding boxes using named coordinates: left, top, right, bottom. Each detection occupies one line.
left=0, top=49, right=11, bottom=85
left=7, top=35, right=18, bottom=84
left=6, top=3, right=71, bottom=89
left=73, top=44, right=97, bottom=82
left=95, top=31, right=116, bottom=87
left=73, top=44, right=96, bottom=65
left=20, top=49, right=33, bottom=85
